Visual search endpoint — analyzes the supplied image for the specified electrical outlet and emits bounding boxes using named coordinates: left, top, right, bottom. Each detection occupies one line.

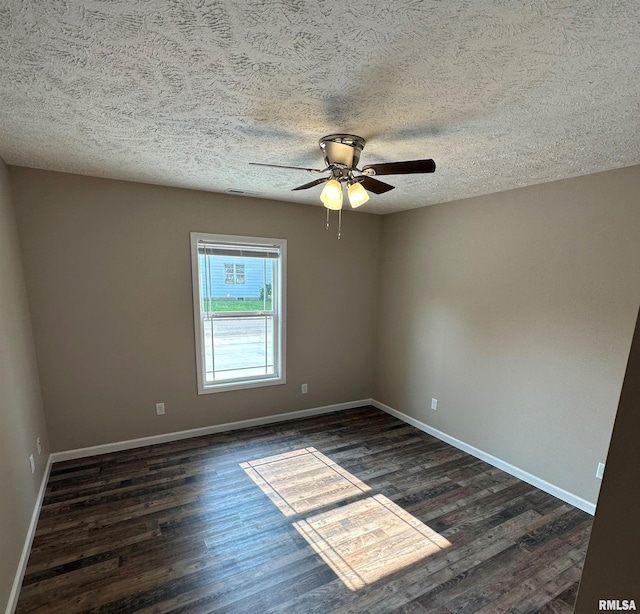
left=431, top=398, right=438, bottom=410
left=155, top=403, right=166, bottom=416
left=301, top=383, right=308, bottom=394
left=36, top=437, right=42, bottom=455
left=596, top=462, right=605, bottom=479
left=29, top=454, right=35, bottom=474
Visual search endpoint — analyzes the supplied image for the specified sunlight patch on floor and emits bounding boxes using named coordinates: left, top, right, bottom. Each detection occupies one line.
left=240, top=447, right=371, bottom=517
left=293, top=494, right=450, bottom=590
left=241, top=448, right=451, bottom=590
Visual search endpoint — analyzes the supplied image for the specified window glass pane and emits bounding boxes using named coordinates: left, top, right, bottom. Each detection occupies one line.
left=224, top=263, right=235, bottom=284
left=200, top=255, right=273, bottom=312
left=235, top=264, right=245, bottom=284
left=203, top=316, right=275, bottom=383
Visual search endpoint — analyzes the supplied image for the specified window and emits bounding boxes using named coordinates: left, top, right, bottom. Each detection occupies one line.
left=191, top=233, right=286, bottom=393
left=224, top=263, right=245, bottom=284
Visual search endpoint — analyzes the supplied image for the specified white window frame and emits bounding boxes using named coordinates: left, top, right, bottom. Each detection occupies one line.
left=190, top=232, right=287, bottom=394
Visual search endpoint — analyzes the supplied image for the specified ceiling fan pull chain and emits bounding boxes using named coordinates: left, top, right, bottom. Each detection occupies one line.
left=338, top=209, right=342, bottom=239
left=326, top=208, right=330, bottom=230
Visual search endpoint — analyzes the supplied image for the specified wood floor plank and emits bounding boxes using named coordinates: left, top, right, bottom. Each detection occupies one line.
left=16, top=406, right=592, bottom=613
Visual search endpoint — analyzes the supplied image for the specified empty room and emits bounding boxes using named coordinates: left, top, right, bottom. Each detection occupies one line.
left=2, top=1, right=640, bottom=613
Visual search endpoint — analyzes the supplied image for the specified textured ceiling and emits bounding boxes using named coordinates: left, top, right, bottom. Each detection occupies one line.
left=1, top=1, right=639, bottom=214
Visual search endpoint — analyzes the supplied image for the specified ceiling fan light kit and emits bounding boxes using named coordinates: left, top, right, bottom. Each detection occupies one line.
left=320, top=179, right=343, bottom=209
left=347, top=181, right=370, bottom=208
left=250, top=133, right=436, bottom=238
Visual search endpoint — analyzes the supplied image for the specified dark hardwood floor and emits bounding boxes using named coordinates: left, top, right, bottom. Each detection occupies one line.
left=16, top=406, right=592, bottom=613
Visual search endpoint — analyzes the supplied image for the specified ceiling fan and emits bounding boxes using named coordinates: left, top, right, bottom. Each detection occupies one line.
left=250, top=133, right=436, bottom=211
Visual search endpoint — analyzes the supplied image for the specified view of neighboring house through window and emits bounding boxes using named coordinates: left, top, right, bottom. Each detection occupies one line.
left=190, top=233, right=286, bottom=393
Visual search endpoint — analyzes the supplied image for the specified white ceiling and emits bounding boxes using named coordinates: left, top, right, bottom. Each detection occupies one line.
left=1, top=1, right=639, bottom=214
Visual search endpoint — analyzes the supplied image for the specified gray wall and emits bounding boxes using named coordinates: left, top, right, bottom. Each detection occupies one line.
left=374, top=165, right=640, bottom=504
left=0, top=159, right=50, bottom=611
left=11, top=168, right=382, bottom=452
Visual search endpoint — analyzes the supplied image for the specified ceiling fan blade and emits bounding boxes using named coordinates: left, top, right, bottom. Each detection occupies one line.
left=362, top=159, right=436, bottom=176
left=249, top=162, right=325, bottom=173
left=359, top=176, right=395, bottom=194
left=291, top=177, right=329, bottom=191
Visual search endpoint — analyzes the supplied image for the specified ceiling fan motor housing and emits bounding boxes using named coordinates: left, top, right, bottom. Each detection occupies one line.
left=319, top=134, right=366, bottom=170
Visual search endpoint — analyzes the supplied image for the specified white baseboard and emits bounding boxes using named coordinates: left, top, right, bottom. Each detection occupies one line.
left=50, top=399, right=370, bottom=463
left=371, top=399, right=596, bottom=515
left=5, top=455, right=52, bottom=614
left=50, top=398, right=597, bottom=515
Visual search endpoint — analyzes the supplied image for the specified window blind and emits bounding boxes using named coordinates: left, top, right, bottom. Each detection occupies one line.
left=197, top=241, right=280, bottom=259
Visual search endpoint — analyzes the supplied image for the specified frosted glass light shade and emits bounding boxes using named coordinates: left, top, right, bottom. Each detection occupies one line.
left=347, top=182, right=370, bottom=208
left=320, top=179, right=343, bottom=210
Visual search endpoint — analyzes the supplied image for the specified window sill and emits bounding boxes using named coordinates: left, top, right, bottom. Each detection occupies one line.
left=198, top=375, right=286, bottom=395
